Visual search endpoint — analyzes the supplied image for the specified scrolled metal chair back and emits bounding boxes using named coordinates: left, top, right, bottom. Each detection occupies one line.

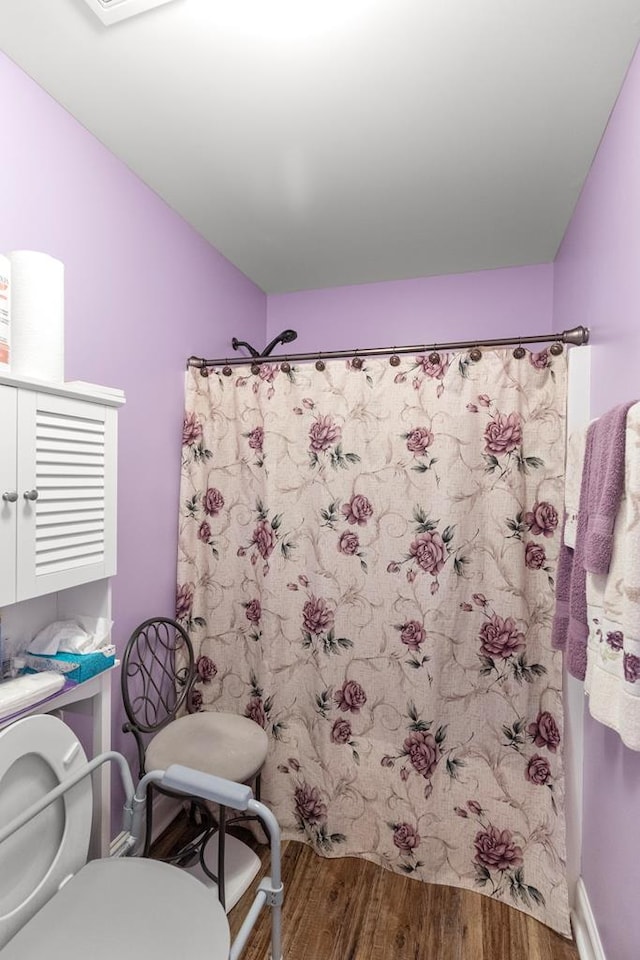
left=121, top=618, right=196, bottom=773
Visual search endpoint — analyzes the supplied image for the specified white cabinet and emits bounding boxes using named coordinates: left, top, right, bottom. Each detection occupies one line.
left=0, top=387, right=18, bottom=606
left=0, top=378, right=123, bottom=605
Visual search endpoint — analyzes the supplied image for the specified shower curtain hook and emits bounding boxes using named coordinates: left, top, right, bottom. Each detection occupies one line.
left=469, top=346, right=482, bottom=362
left=550, top=341, right=564, bottom=356
left=428, top=344, right=441, bottom=365
left=389, top=348, right=400, bottom=367
left=513, top=341, right=526, bottom=360
left=315, top=352, right=326, bottom=372
left=281, top=356, right=291, bottom=374
left=352, top=349, right=363, bottom=370
left=200, top=362, right=210, bottom=378
left=251, top=360, right=261, bottom=375
left=222, top=360, right=232, bottom=377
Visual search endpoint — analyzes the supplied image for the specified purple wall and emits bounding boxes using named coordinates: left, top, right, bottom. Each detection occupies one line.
left=2, top=53, right=558, bottom=844
left=0, top=53, right=266, bottom=768
left=554, top=44, right=640, bottom=960
left=267, top=263, right=554, bottom=351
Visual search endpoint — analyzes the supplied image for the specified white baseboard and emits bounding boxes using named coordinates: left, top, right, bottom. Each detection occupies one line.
left=109, top=793, right=184, bottom=856
left=572, top=878, right=606, bottom=960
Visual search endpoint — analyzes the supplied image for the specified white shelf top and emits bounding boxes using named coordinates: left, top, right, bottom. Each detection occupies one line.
left=0, top=373, right=125, bottom=407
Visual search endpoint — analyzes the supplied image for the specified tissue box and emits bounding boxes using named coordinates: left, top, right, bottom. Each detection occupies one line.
left=26, top=649, right=115, bottom=683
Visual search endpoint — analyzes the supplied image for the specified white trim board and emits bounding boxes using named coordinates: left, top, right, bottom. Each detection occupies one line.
left=572, top=878, right=606, bottom=960
left=564, top=344, right=591, bottom=903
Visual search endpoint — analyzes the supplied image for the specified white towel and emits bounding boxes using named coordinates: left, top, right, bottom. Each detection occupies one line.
left=584, top=402, right=640, bottom=749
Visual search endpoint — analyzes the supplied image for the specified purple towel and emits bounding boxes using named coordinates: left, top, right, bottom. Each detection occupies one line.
left=552, top=402, right=637, bottom=679
left=551, top=518, right=572, bottom=652
left=583, top=401, right=637, bottom=575
left=551, top=426, right=594, bottom=679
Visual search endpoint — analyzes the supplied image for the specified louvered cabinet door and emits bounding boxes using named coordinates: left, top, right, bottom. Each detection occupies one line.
left=16, top=392, right=117, bottom=601
left=0, top=385, right=17, bottom=606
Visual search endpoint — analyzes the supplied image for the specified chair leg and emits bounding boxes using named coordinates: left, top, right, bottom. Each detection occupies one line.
left=255, top=773, right=269, bottom=844
left=143, top=783, right=154, bottom=857
left=217, top=804, right=226, bottom=910
left=188, top=799, right=201, bottom=826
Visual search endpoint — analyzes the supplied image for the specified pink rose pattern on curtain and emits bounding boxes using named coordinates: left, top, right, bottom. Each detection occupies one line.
left=177, top=349, right=570, bottom=935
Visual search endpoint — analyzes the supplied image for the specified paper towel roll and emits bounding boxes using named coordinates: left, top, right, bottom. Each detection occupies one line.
left=0, top=255, right=10, bottom=371
left=9, top=250, right=64, bottom=382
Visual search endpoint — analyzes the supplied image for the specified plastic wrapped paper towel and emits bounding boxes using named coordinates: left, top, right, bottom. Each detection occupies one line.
left=9, top=250, right=64, bottom=382
left=0, top=254, right=10, bottom=371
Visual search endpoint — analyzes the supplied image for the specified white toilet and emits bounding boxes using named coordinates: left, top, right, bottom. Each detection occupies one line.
left=0, top=714, right=94, bottom=949
left=0, top=714, right=231, bottom=959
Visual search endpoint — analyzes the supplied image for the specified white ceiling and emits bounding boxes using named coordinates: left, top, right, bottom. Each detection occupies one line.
left=1, top=0, right=640, bottom=293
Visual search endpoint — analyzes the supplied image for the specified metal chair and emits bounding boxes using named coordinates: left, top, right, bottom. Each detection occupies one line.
left=120, top=617, right=268, bottom=908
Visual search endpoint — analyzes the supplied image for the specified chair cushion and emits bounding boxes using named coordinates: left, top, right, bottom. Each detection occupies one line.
left=145, top=711, right=268, bottom=785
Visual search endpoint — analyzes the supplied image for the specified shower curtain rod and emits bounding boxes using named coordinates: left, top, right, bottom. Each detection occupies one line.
left=187, top=324, right=589, bottom=370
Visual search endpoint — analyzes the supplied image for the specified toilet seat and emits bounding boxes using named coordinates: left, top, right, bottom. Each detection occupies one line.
left=0, top=714, right=93, bottom=950
left=2, top=857, right=231, bottom=960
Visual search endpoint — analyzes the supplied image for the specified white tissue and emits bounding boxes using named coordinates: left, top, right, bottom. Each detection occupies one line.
left=29, top=620, right=90, bottom=656
left=73, top=616, right=112, bottom=651
left=29, top=617, right=112, bottom=656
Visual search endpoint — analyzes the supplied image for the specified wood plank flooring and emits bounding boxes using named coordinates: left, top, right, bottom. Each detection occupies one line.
left=153, top=819, right=579, bottom=960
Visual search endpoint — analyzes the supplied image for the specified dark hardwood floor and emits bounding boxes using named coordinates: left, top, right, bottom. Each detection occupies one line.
left=152, top=816, right=579, bottom=960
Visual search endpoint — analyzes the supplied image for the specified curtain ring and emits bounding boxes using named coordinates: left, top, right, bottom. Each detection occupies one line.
left=352, top=349, right=363, bottom=370
left=251, top=361, right=261, bottom=375
left=428, top=345, right=441, bottom=365
left=315, top=352, right=326, bottom=372
left=222, top=361, right=232, bottom=377
left=200, top=363, right=210, bottom=378
left=549, top=341, right=564, bottom=356
left=469, top=347, right=482, bottom=362
left=513, top=342, right=526, bottom=359
left=389, top=348, right=400, bottom=367
left=281, top=357, right=291, bottom=374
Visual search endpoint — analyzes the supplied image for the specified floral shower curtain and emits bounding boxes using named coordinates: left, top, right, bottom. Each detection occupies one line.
left=177, top=348, right=570, bottom=935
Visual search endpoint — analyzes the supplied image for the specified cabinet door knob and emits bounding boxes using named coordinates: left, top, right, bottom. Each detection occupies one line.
left=23, top=489, right=39, bottom=501
left=2, top=491, right=18, bottom=502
